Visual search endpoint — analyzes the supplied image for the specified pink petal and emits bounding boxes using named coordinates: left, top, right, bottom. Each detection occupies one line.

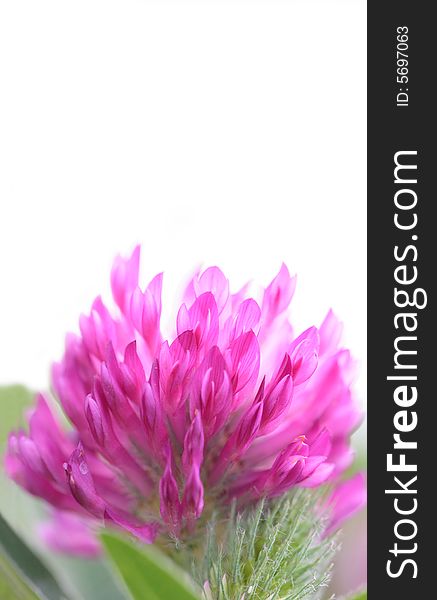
left=111, top=245, right=141, bottom=313
left=194, top=266, right=229, bottom=314
left=300, top=462, right=335, bottom=487
left=319, top=309, right=343, bottom=356
left=39, top=511, right=101, bottom=557
left=182, top=465, right=204, bottom=520
left=227, top=331, right=260, bottom=400
left=229, top=298, right=261, bottom=341
left=261, top=263, right=296, bottom=327
left=182, top=411, right=204, bottom=475
left=104, top=510, right=159, bottom=544
left=64, top=444, right=106, bottom=518
left=130, top=273, right=163, bottom=354
left=260, top=374, right=294, bottom=434
left=288, top=326, right=319, bottom=385
left=308, top=428, right=332, bottom=458
left=324, top=473, right=367, bottom=536
left=159, top=444, right=182, bottom=532
left=177, top=292, right=219, bottom=349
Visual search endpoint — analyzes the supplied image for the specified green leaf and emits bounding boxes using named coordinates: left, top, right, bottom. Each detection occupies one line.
left=346, top=592, right=367, bottom=600
left=43, top=555, right=128, bottom=600
left=101, top=532, right=201, bottom=600
left=0, top=385, right=34, bottom=452
left=0, top=513, right=68, bottom=600
left=0, top=552, right=41, bottom=600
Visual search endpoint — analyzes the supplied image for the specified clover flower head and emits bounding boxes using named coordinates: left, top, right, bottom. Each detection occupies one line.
left=5, top=247, right=365, bottom=554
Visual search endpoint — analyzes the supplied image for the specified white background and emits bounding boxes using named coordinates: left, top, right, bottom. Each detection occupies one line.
left=0, top=0, right=366, bottom=402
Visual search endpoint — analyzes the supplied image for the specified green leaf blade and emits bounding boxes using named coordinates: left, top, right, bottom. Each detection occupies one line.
left=0, top=513, right=67, bottom=600
left=346, top=592, right=367, bottom=600
left=0, top=385, right=34, bottom=452
left=0, top=552, right=42, bottom=600
left=101, top=532, right=201, bottom=600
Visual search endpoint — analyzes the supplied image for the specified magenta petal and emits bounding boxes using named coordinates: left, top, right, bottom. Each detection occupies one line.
left=182, top=411, right=204, bottom=475
left=6, top=432, right=78, bottom=512
left=300, top=455, right=329, bottom=481
left=324, top=473, right=367, bottom=536
left=241, top=440, right=309, bottom=498
left=28, top=395, right=74, bottom=481
left=227, top=331, right=260, bottom=399
left=319, top=309, right=343, bottom=356
left=230, top=298, right=261, bottom=340
left=177, top=292, right=219, bottom=347
left=79, top=297, right=116, bottom=361
left=288, top=326, right=319, bottom=385
left=300, top=462, right=335, bottom=488
left=308, top=428, right=332, bottom=458
left=209, top=402, right=263, bottom=485
left=194, top=266, right=229, bottom=314
left=85, top=395, right=106, bottom=447
left=111, top=245, right=141, bottom=312
left=192, top=346, right=232, bottom=434
left=234, top=402, right=263, bottom=452
left=147, top=272, right=163, bottom=315
left=17, top=436, right=45, bottom=474
left=39, top=511, right=101, bottom=558
left=141, top=381, right=164, bottom=449
left=261, top=263, right=296, bottom=326
left=64, top=444, right=106, bottom=518
left=159, top=445, right=182, bottom=532
left=122, top=341, right=146, bottom=402
left=182, top=466, right=204, bottom=520
left=261, top=374, right=293, bottom=433
left=87, top=388, right=153, bottom=496
left=104, top=510, right=159, bottom=543
left=130, top=273, right=163, bottom=354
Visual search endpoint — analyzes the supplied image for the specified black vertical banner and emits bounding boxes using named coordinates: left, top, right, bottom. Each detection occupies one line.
left=368, top=1, right=434, bottom=598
